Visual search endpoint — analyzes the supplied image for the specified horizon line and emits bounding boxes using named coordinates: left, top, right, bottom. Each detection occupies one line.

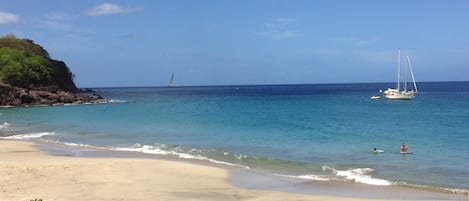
left=81, top=80, right=469, bottom=89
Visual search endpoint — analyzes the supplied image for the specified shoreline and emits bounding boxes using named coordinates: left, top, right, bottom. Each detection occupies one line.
left=0, top=139, right=461, bottom=201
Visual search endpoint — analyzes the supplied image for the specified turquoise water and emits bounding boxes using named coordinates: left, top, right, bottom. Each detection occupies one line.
left=1, top=82, right=469, bottom=194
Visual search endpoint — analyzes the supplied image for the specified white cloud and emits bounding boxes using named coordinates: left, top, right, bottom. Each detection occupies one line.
left=85, top=3, right=142, bottom=16
left=257, top=17, right=301, bottom=40
left=0, top=11, right=20, bottom=24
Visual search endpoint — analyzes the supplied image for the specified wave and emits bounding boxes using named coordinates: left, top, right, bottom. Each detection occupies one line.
left=0, top=122, right=9, bottom=129
left=60, top=99, right=125, bottom=106
left=27, top=136, right=469, bottom=196
left=107, top=99, right=126, bottom=103
left=7, top=134, right=466, bottom=195
left=109, top=144, right=395, bottom=187
left=62, top=142, right=97, bottom=148
left=441, top=187, right=469, bottom=196
left=40, top=140, right=250, bottom=169
left=274, top=173, right=330, bottom=181
left=335, top=168, right=392, bottom=186
left=1, top=132, right=55, bottom=140
left=274, top=166, right=392, bottom=186
left=59, top=141, right=393, bottom=187
left=112, top=143, right=250, bottom=169
left=322, top=166, right=393, bottom=186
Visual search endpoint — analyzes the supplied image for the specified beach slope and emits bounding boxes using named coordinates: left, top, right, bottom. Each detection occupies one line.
left=0, top=140, right=449, bottom=201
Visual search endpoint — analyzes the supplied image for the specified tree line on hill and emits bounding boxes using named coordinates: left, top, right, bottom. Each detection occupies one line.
left=0, top=34, right=78, bottom=92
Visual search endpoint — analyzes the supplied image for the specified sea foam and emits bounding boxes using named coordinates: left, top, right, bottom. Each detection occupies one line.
left=0, top=122, right=9, bottom=129
left=1, top=132, right=55, bottom=140
left=113, top=144, right=250, bottom=169
left=335, top=168, right=392, bottom=186
left=274, top=173, right=330, bottom=181
left=62, top=142, right=96, bottom=148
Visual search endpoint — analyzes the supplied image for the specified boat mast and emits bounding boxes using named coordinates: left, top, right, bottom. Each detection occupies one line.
left=397, top=49, right=400, bottom=91
left=407, top=55, right=418, bottom=92
left=404, top=53, right=408, bottom=92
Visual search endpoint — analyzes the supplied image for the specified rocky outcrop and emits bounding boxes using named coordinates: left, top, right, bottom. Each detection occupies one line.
left=0, top=85, right=106, bottom=107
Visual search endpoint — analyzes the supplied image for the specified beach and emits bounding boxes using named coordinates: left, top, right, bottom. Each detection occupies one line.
left=0, top=140, right=456, bottom=201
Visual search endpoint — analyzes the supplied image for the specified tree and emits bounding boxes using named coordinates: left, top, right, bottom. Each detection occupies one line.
left=0, top=35, right=75, bottom=90
left=0, top=47, right=25, bottom=86
left=0, top=48, right=52, bottom=87
left=0, top=34, right=49, bottom=58
left=24, top=56, right=53, bottom=85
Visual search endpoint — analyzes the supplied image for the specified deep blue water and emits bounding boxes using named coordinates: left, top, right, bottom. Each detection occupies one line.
left=1, top=82, right=468, bottom=193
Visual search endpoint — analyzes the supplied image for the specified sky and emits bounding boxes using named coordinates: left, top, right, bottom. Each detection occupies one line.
left=1, top=0, right=468, bottom=87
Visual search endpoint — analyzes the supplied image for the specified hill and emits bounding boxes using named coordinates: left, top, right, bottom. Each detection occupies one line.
left=0, top=34, right=103, bottom=106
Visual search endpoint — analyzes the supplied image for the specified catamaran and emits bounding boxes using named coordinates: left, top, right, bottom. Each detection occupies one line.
left=169, top=72, right=175, bottom=88
left=383, top=50, right=418, bottom=100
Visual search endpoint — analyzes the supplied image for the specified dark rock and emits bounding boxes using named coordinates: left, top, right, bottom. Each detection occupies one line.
left=81, top=88, right=95, bottom=93
left=0, top=85, right=106, bottom=107
left=20, top=93, right=36, bottom=103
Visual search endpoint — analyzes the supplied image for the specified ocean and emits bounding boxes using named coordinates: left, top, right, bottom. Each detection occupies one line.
left=1, top=82, right=468, bottom=195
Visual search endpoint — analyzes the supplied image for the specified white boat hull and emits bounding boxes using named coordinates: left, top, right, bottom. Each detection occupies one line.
left=383, top=88, right=416, bottom=100
left=384, top=94, right=414, bottom=100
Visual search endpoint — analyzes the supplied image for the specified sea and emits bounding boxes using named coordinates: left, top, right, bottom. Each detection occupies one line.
left=1, top=82, right=468, bottom=196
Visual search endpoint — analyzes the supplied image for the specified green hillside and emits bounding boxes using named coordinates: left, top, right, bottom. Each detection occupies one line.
left=0, top=34, right=78, bottom=92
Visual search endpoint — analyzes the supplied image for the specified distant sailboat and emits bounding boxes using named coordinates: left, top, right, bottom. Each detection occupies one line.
left=383, top=50, right=418, bottom=100
left=169, top=73, right=175, bottom=88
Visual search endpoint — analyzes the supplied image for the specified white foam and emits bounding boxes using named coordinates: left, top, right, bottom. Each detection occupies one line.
left=113, top=144, right=250, bottom=169
left=63, top=142, right=95, bottom=148
left=322, top=165, right=335, bottom=172
left=335, top=168, right=392, bottom=186
left=107, top=99, right=126, bottom=103
left=0, top=122, right=9, bottom=129
left=275, top=173, right=330, bottom=181
left=442, top=187, right=469, bottom=196
left=2, top=132, right=55, bottom=140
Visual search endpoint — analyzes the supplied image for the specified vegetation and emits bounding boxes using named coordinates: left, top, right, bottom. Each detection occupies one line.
left=0, top=34, right=78, bottom=92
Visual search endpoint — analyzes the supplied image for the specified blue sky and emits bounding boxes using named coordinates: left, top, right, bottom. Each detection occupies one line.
left=1, top=1, right=468, bottom=87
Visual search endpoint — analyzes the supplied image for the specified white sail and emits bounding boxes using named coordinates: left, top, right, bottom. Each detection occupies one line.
left=169, top=73, right=175, bottom=87
left=407, top=55, right=418, bottom=93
